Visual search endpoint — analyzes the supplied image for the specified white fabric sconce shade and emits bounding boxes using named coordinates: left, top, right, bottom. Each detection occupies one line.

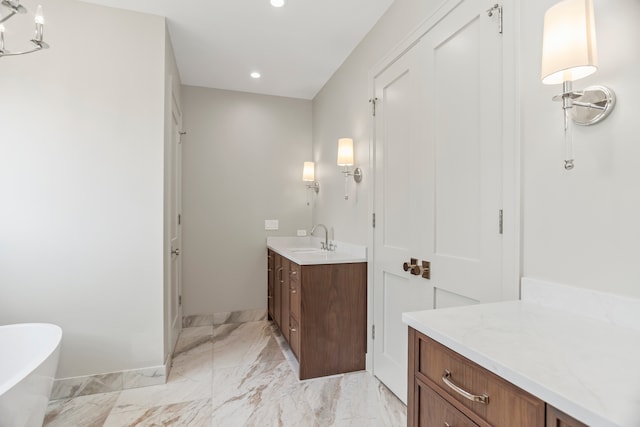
left=302, top=162, right=315, bottom=182
left=303, top=161, right=319, bottom=194
left=541, top=0, right=598, bottom=84
left=337, top=138, right=355, bottom=166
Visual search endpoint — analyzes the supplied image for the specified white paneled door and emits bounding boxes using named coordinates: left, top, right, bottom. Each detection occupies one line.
left=372, top=0, right=505, bottom=403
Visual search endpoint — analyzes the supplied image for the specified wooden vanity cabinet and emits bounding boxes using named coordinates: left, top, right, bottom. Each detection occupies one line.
left=266, top=251, right=366, bottom=380
left=408, top=327, right=545, bottom=427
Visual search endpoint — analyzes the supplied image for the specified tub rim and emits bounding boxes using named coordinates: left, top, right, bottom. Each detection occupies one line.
left=0, top=323, right=63, bottom=396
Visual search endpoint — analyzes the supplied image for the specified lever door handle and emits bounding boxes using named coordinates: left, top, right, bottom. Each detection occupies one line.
left=171, top=248, right=180, bottom=256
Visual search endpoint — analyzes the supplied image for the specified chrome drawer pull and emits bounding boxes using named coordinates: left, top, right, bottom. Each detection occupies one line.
left=442, top=370, right=490, bottom=405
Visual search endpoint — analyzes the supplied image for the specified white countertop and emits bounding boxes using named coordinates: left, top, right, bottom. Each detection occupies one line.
left=267, top=236, right=367, bottom=265
left=402, top=278, right=640, bottom=427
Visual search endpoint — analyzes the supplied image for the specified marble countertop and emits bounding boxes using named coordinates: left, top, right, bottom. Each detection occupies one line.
left=267, top=236, right=367, bottom=265
left=402, top=278, right=640, bottom=427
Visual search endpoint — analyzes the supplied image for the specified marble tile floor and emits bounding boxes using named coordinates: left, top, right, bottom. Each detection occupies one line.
left=44, top=320, right=407, bottom=426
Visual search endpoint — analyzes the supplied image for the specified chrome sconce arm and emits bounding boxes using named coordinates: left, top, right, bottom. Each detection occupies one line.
left=341, top=166, right=363, bottom=183
left=551, top=83, right=615, bottom=170
left=305, top=181, right=319, bottom=193
left=552, top=84, right=616, bottom=127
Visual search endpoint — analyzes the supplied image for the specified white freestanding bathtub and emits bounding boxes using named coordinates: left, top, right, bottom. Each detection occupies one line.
left=0, top=323, right=62, bottom=427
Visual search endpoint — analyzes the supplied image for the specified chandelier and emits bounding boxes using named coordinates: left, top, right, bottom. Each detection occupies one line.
left=0, top=0, right=48, bottom=58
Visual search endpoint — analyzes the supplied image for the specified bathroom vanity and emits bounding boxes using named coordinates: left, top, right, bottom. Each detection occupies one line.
left=266, top=237, right=367, bottom=380
left=403, top=278, right=640, bottom=427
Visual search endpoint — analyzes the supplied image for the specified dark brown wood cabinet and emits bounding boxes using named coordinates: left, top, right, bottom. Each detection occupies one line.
left=267, top=250, right=366, bottom=380
left=408, top=327, right=545, bottom=427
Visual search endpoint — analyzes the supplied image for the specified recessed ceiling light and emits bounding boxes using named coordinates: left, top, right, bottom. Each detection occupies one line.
left=270, top=0, right=285, bottom=7
left=250, top=72, right=261, bottom=79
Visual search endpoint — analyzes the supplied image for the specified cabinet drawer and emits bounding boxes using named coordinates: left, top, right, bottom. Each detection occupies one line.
left=418, top=380, right=478, bottom=427
left=416, top=334, right=544, bottom=427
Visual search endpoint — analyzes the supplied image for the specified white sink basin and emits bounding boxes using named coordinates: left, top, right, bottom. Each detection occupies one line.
left=287, top=247, right=324, bottom=254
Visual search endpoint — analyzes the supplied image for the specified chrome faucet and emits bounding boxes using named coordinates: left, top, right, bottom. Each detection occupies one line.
left=310, top=223, right=330, bottom=251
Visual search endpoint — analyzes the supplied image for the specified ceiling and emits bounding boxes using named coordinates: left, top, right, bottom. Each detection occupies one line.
left=81, top=0, right=395, bottom=100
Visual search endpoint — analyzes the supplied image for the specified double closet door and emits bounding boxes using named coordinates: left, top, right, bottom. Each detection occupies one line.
left=372, top=0, right=508, bottom=403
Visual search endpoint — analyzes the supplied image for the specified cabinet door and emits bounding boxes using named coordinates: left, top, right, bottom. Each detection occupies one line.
left=299, top=263, right=367, bottom=379
left=273, top=254, right=282, bottom=329
left=546, top=406, right=588, bottom=427
left=267, top=250, right=274, bottom=320
left=417, top=380, right=478, bottom=427
left=281, top=260, right=290, bottom=342
left=289, top=316, right=300, bottom=359
left=289, top=262, right=300, bottom=322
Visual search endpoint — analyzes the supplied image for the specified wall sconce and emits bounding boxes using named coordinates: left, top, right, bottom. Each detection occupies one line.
left=337, top=138, right=362, bottom=200
left=302, top=161, right=319, bottom=193
left=541, top=0, right=615, bottom=170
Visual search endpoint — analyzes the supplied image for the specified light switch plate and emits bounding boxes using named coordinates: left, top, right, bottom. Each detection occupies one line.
left=265, top=219, right=279, bottom=230
left=297, top=229, right=307, bottom=236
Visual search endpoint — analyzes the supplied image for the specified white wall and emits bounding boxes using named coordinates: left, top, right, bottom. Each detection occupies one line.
left=0, top=0, right=167, bottom=377
left=181, top=87, right=312, bottom=315
left=313, top=0, right=640, bottom=298
left=312, top=0, right=441, bottom=245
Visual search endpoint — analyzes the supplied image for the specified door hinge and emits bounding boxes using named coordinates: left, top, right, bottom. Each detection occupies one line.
left=499, top=209, right=503, bottom=234
left=369, top=97, right=378, bottom=117
left=178, top=295, right=182, bottom=306
left=178, top=214, right=181, bottom=225
left=486, top=4, right=503, bottom=34
left=372, top=324, right=375, bottom=340
left=372, top=213, right=376, bottom=228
